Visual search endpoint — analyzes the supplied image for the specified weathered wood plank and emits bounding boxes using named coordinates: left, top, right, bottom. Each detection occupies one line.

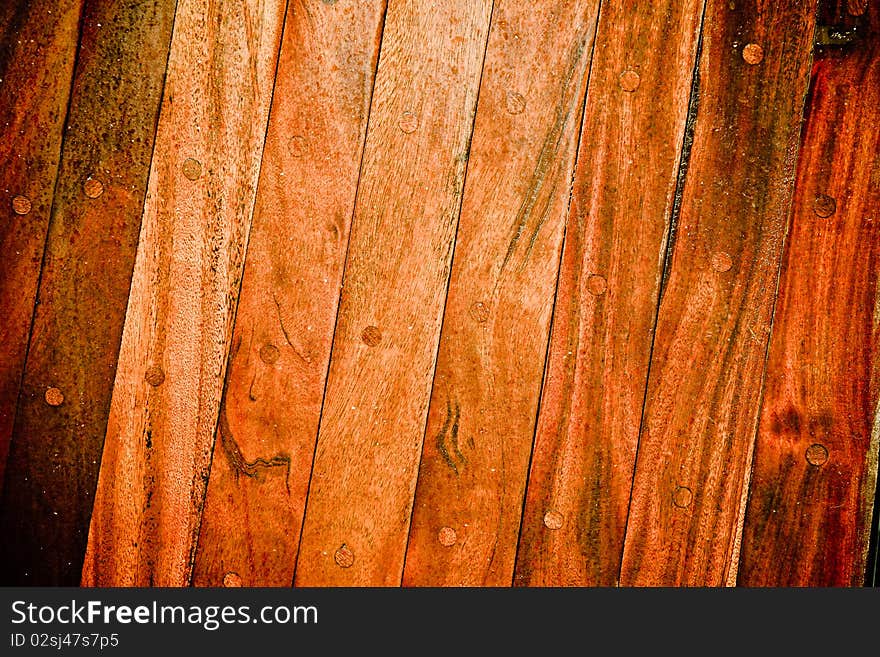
left=0, top=0, right=82, bottom=491
left=618, top=0, right=817, bottom=586
left=293, top=0, right=493, bottom=586
left=0, top=0, right=175, bottom=586
left=513, top=0, right=706, bottom=587
left=401, top=0, right=600, bottom=587
left=81, top=0, right=286, bottom=587
left=191, top=0, right=386, bottom=588
left=738, top=3, right=880, bottom=587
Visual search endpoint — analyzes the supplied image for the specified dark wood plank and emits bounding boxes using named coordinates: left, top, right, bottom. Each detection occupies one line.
left=0, top=0, right=176, bottom=586
left=738, top=3, right=880, bottom=587
left=0, top=0, right=83, bottom=492
left=294, top=0, right=493, bottom=586
left=618, top=0, right=817, bottom=586
left=401, top=0, right=600, bottom=587
left=191, top=0, right=386, bottom=588
left=81, top=0, right=286, bottom=586
left=513, top=0, right=706, bottom=587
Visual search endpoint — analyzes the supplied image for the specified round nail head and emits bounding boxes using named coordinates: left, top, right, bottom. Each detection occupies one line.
left=399, top=111, right=418, bottom=134
left=361, top=325, right=382, bottom=347
left=289, top=135, right=307, bottom=158
left=711, top=252, right=733, bottom=273
left=182, top=158, right=202, bottom=181
left=543, top=510, right=564, bottom=530
left=673, top=486, right=693, bottom=508
left=259, top=343, right=280, bottom=364
left=84, top=177, right=104, bottom=199
left=223, top=572, right=242, bottom=587
left=438, top=526, right=457, bottom=547
left=805, top=443, right=829, bottom=466
left=11, top=195, right=32, bottom=215
left=45, top=387, right=64, bottom=407
left=743, top=43, right=764, bottom=65
left=334, top=545, right=354, bottom=568
left=145, top=366, right=165, bottom=387
left=587, top=274, right=608, bottom=296
left=813, top=194, right=836, bottom=218
left=505, top=91, right=526, bottom=115
left=619, top=69, right=641, bottom=92
left=469, top=301, right=490, bottom=323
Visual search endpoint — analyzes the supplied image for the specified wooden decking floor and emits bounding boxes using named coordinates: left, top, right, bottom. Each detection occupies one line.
left=0, top=0, right=878, bottom=586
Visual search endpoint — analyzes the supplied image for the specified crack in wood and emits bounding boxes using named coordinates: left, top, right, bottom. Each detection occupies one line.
left=218, top=401, right=292, bottom=494
left=436, top=397, right=465, bottom=475
left=272, top=291, right=310, bottom=363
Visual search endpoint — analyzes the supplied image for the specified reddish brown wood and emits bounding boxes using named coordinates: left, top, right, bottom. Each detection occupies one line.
left=738, top=4, right=880, bottom=587
left=294, top=0, right=493, bottom=586
left=0, top=0, right=83, bottom=492
left=82, top=0, right=286, bottom=587
left=3, top=0, right=878, bottom=591
left=0, top=0, right=175, bottom=586
left=401, top=0, right=600, bottom=587
left=192, top=0, right=387, bottom=588
left=618, top=0, right=817, bottom=586
left=513, top=0, right=706, bottom=586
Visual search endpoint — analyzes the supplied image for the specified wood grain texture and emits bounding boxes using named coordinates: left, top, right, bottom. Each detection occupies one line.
left=514, top=0, right=706, bottom=587
left=293, top=0, right=493, bottom=586
left=618, top=0, right=817, bottom=586
left=401, top=0, right=600, bottom=587
left=81, top=0, right=286, bottom=587
left=0, top=0, right=83, bottom=492
left=0, top=0, right=175, bottom=586
left=738, top=4, right=880, bottom=587
left=192, top=0, right=387, bottom=588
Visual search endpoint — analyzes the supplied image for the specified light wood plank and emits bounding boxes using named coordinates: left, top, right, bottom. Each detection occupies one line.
left=81, top=0, right=286, bottom=586
left=294, top=0, right=493, bottom=586
left=401, top=0, right=601, bottom=587
left=192, top=0, right=387, bottom=588
left=619, top=0, right=817, bottom=586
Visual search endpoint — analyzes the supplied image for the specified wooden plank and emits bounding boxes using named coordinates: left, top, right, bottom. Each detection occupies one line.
left=81, top=0, right=286, bottom=587
left=0, top=0, right=175, bottom=586
left=0, top=0, right=83, bottom=492
left=191, top=0, right=386, bottom=588
left=738, top=3, right=880, bottom=587
left=293, top=0, right=493, bottom=586
left=618, top=0, right=817, bottom=586
left=401, top=0, right=600, bottom=587
left=513, top=0, right=706, bottom=587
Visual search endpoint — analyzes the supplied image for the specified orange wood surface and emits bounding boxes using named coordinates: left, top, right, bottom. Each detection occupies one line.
left=192, top=0, right=387, bottom=588
left=738, top=3, right=880, bottom=586
left=401, top=0, right=601, bottom=587
left=619, top=0, right=817, bottom=586
left=0, top=0, right=175, bottom=586
left=294, top=0, right=494, bottom=586
left=0, top=0, right=877, bottom=588
left=514, top=0, right=706, bottom=586
left=81, top=0, right=286, bottom=586
left=0, top=0, right=82, bottom=491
